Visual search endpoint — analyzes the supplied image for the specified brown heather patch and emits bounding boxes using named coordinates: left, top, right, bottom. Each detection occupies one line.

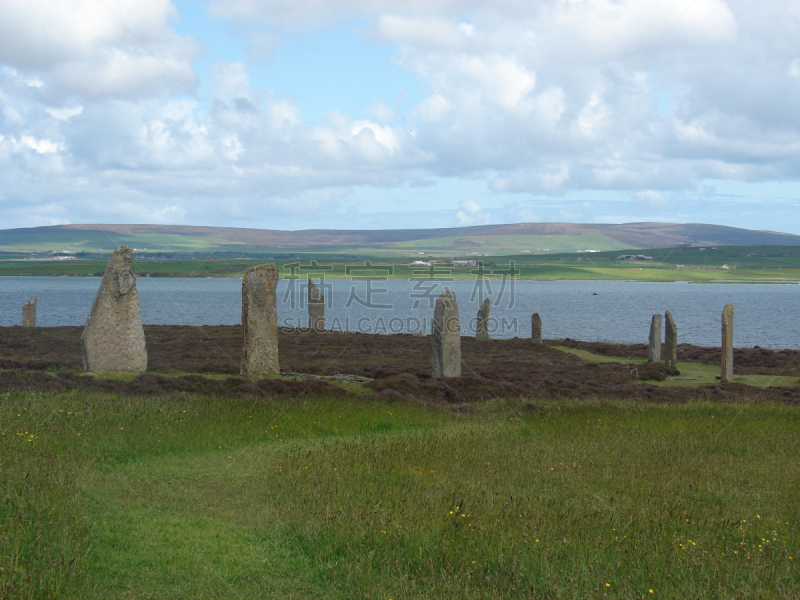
left=0, top=325, right=798, bottom=403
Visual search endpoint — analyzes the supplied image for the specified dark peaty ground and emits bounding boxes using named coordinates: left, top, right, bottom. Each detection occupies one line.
left=1, top=326, right=798, bottom=405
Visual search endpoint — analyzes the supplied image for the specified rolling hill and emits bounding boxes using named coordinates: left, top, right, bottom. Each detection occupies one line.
left=0, top=222, right=799, bottom=256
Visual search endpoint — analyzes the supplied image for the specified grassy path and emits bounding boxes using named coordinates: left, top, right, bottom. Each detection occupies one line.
left=2, top=392, right=800, bottom=598
left=555, top=346, right=800, bottom=388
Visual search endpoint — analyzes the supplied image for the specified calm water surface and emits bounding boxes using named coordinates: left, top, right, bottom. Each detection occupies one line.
left=1, top=276, right=798, bottom=349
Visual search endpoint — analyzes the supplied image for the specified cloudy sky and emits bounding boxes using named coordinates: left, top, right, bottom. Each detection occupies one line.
left=1, top=0, right=800, bottom=234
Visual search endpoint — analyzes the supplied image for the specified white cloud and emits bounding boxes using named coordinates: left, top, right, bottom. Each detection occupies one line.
left=350, top=120, right=400, bottom=152
left=2, top=0, right=800, bottom=231
left=0, top=0, right=197, bottom=98
left=456, top=198, right=490, bottom=225
left=414, top=94, right=450, bottom=122
left=209, top=61, right=253, bottom=102
left=45, top=106, right=84, bottom=121
left=457, top=22, right=475, bottom=37
left=213, top=1, right=463, bottom=33
left=17, top=135, right=60, bottom=154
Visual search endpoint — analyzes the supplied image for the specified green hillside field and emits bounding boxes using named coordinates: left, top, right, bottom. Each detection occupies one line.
left=0, top=230, right=631, bottom=256
left=1, top=245, right=799, bottom=281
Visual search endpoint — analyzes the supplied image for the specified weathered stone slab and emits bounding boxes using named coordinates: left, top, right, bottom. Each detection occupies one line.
left=81, top=246, right=147, bottom=372
left=241, top=263, right=280, bottom=376
left=475, top=298, right=491, bottom=341
left=531, top=313, right=542, bottom=345
left=664, top=310, right=677, bottom=366
left=647, top=314, right=662, bottom=362
left=431, top=290, right=461, bottom=378
left=721, top=303, right=733, bottom=383
left=308, top=279, right=325, bottom=331
left=22, top=297, right=36, bottom=327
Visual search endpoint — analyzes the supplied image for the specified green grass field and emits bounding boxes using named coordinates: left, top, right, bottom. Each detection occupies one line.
left=1, top=244, right=800, bottom=282
left=2, top=390, right=799, bottom=599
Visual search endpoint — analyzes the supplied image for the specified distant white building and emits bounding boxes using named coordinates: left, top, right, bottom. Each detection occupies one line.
left=614, top=254, right=653, bottom=261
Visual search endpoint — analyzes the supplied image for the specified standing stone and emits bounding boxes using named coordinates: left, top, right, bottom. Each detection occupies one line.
left=647, top=314, right=662, bottom=362
left=431, top=290, right=461, bottom=378
left=664, top=310, right=677, bottom=366
left=308, top=279, right=325, bottom=331
left=22, top=297, right=36, bottom=327
left=475, top=298, right=491, bottom=341
left=81, top=246, right=147, bottom=372
left=241, top=264, right=280, bottom=376
left=531, top=313, right=542, bottom=345
left=721, top=303, right=734, bottom=383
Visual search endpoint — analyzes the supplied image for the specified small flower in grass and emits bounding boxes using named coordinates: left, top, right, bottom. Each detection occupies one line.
left=649, top=590, right=653, bottom=594
left=606, top=583, right=611, bottom=587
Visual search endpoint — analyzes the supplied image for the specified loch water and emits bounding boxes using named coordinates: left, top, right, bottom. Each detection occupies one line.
left=0, top=276, right=798, bottom=349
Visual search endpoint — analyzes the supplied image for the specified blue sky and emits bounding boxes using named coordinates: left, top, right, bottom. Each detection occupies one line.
left=1, top=0, right=800, bottom=234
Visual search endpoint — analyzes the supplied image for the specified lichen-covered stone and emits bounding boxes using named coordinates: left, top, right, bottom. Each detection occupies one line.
left=531, top=313, right=542, bottom=345
left=721, top=303, right=734, bottom=382
left=664, top=310, right=677, bottom=366
left=81, top=246, right=147, bottom=372
left=308, top=279, right=325, bottom=331
left=475, top=298, right=491, bottom=341
left=647, top=314, right=662, bottom=362
left=241, top=263, right=280, bottom=376
left=431, top=290, right=461, bottom=378
left=22, top=297, right=36, bottom=327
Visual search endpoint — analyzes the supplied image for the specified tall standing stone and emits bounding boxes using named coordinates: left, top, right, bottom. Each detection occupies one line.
left=647, top=314, right=662, bottom=362
left=664, top=310, right=677, bottom=366
left=22, top=297, right=36, bottom=327
left=475, top=298, right=491, bottom=341
left=241, top=263, right=280, bottom=376
left=81, top=246, right=147, bottom=372
left=308, top=279, right=325, bottom=331
left=531, top=313, right=542, bottom=345
left=431, top=290, right=461, bottom=378
left=721, top=303, right=734, bottom=383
